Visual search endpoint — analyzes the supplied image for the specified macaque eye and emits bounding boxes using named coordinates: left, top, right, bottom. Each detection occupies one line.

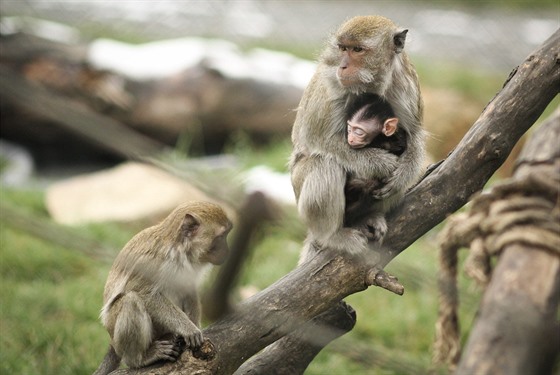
left=337, top=44, right=347, bottom=52
left=354, top=129, right=365, bottom=136
left=348, top=126, right=365, bottom=137
left=353, top=46, right=364, bottom=53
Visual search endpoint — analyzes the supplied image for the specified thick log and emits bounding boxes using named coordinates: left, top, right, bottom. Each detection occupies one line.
left=111, top=30, right=560, bottom=374
left=0, top=65, right=168, bottom=160
left=0, top=33, right=302, bottom=159
left=456, top=111, right=560, bottom=375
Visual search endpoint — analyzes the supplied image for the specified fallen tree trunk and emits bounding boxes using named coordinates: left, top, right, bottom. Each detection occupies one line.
left=111, top=29, right=560, bottom=374
left=0, top=65, right=168, bottom=161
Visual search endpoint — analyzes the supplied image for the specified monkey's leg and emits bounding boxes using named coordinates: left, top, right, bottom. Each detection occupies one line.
left=144, top=292, right=204, bottom=349
left=298, top=157, right=367, bottom=254
left=112, top=292, right=181, bottom=368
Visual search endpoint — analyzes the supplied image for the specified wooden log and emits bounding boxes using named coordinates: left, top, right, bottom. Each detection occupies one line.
left=0, top=65, right=169, bottom=160
left=456, top=110, right=560, bottom=375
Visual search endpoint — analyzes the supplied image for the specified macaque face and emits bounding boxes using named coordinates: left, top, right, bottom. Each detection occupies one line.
left=199, top=224, right=232, bottom=265
left=336, top=41, right=371, bottom=89
left=347, top=116, right=399, bottom=149
left=347, top=118, right=382, bottom=149
left=330, top=16, right=408, bottom=94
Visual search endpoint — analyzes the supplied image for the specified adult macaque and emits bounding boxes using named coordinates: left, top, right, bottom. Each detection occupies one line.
left=93, top=201, right=233, bottom=375
left=290, top=15, right=424, bottom=257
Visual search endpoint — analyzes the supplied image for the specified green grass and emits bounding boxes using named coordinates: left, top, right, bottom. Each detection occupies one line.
left=0, top=225, right=107, bottom=374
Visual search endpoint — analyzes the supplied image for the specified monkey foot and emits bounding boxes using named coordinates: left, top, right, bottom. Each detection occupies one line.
left=363, top=216, right=388, bottom=244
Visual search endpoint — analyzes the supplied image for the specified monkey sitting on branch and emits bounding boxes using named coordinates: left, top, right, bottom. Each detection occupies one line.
left=290, top=15, right=425, bottom=259
left=93, top=201, right=233, bottom=375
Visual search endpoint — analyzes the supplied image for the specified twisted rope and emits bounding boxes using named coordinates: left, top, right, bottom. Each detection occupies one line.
left=432, top=169, right=560, bottom=372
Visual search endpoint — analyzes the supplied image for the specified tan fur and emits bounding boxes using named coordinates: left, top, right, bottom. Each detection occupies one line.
left=93, top=201, right=232, bottom=375
left=290, top=15, right=425, bottom=259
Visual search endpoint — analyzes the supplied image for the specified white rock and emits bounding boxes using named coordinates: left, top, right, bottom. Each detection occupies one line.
left=243, top=166, right=295, bottom=205
left=45, top=162, right=224, bottom=225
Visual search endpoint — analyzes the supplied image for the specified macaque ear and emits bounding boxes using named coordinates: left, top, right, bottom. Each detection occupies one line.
left=182, top=214, right=200, bottom=238
left=383, top=117, right=399, bottom=136
left=394, top=29, right=408, bottom=53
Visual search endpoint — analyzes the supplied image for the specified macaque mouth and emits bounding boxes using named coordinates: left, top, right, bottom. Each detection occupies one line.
left=337, top=76, right=356, bottom=88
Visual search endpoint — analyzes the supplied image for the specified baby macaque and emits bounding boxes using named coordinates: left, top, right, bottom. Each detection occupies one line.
left=93, top=201, right=232, bottom=375
left=344, top=96, right=407, bottom=230
left=347, top=96, right=405, bottom=155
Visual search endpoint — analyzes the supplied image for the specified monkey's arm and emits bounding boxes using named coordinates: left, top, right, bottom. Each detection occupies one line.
left=372, top=128, right=424, bottom=199
left=323, top=142, right=399, bottom=182
left=144, top=291, right=203, bottom=348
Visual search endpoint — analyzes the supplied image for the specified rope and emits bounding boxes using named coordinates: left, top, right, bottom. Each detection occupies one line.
left=432, top=168, right=560, bottom=372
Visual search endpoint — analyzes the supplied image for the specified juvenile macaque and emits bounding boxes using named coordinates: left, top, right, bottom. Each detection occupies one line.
left=93, top=201, right=232, bottom=375
left=290, top=15, right=424, bottom=257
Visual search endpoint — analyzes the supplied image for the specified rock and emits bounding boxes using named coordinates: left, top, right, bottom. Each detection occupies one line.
left=45, top=162, right=229, bottom=225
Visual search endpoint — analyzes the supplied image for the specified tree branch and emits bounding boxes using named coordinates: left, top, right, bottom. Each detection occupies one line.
left=113, top=29, right=560, bottom=375
left=382, top=28, right=560, bottom=264
left=203, top=192, right=277, bottom=321
left=234, top=301, right=357, bottom=375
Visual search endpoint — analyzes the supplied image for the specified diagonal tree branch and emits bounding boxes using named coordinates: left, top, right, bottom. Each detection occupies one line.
left=113, top=29, right=559, bottom=375
left=382, top=28, right=560, bottom=264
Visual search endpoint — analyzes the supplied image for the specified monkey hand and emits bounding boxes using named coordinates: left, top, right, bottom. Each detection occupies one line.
left=370, top=174, right=399, bottom=200
left=181, top=326, right=204, bottom=350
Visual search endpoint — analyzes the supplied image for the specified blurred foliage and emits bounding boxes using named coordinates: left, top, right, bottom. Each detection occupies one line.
left=225, top=132, right=292, bottom=172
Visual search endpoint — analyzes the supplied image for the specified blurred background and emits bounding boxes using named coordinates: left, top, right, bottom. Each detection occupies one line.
left=1, top=1, right=558, bottom=374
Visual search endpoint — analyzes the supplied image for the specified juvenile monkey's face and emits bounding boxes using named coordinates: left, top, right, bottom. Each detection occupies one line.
left=199, top=223, right=232, bottom=265
left=347, top=119, right=379, bottom=149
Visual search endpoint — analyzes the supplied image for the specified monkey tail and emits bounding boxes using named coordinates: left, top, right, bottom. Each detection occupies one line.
left=92, top=345, right=121, bottom=375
